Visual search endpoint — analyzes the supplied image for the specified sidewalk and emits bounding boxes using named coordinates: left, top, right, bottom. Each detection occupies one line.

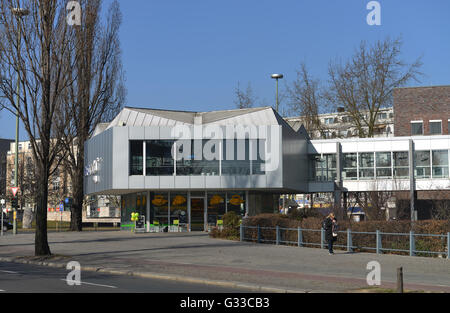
left=1, top=231, right=449, bottom=293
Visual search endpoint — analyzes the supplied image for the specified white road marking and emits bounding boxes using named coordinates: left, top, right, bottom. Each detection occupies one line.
left=61, top=279, right=117, bottom=289
left=0, top=270, right=19, bottom=274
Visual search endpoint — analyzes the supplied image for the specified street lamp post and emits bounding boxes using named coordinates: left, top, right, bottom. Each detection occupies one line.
left=271, top=74, right=284, bottom=113
left=11, top=7, right=30, bottom=235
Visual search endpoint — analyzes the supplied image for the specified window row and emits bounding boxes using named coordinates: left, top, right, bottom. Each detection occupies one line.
left=311, top=150, right=449, bottom=181
left=130, top=139, right=266, bottom=177
left=411, top=120, right=450, bottom=136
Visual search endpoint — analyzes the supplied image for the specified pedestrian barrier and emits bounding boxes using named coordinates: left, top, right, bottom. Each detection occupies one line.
left=239, top=224, right=450, bottom=259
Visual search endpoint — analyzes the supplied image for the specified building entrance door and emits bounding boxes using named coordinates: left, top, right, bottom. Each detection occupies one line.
left=190, top=197, right=205, bottom=231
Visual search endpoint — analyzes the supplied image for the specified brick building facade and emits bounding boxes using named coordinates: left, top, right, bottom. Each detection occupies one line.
left=394, top=86, right=450, bottom=137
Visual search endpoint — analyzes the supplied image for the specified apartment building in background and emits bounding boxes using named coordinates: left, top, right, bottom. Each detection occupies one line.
left=394, top=85, right=450, bottom=137
left=0, top=138, right=14, bottom=200
left=285, top=107, right=394, bottom=139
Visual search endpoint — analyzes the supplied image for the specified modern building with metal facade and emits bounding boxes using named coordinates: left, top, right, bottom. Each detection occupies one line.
left=84, top=107, right=309, bottom=231
left=84, top=106, right=450, bottom=230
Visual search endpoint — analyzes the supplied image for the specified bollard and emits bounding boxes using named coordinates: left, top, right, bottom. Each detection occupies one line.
left=397, top=267, right=404, bottom=293
left=298, top=227, right=303, bottom=247
left=347, top=229, right=352, bottom=253
left=240, top=224, right=243, bottom=242
left=376, top=230, right=382, bottom=254
left=276, top=226, right=280, bottom=245
left=321, top=228, right=325, bottom=249
left=409, top=231, right=415, bottom=257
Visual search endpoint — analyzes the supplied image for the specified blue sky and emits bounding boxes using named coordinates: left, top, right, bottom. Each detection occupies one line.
left=1, top=0, right=450, bottom=140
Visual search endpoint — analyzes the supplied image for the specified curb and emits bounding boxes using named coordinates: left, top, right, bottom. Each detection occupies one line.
left=0, top=257, right=310, bottom=293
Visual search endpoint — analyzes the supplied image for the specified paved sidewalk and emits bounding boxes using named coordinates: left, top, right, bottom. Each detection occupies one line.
left=1, top=231, right=449, bottom=293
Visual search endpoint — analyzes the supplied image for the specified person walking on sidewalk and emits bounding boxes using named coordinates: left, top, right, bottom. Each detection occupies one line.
left=323, top=213, right=336, bottom=255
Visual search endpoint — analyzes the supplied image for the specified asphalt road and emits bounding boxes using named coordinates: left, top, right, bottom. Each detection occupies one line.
left=0, top=262, right=250, bottom=293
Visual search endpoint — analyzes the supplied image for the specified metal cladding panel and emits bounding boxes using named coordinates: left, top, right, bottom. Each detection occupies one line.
left=129, top=176, right=145, bottom=189
left=145, top=126, right=159, bottom=140
left=129, top=127, right=145, bottom=139
left=112, top=127, right=129, bottom=190
left=281, top=124, right=308, bottom=192
left=84, top=128, right=113, bottom=195
left=220, top=176, right=236, bottom=188
left=235, top=176, right=252, bottom=189
left=205, top=176, right=221, bottom=189
left=145, top=176, right=159, bottom=189
left=160, top=176, right=175, bottom=189
left=174, top=176, right=190, bottom=188
left=160, top=127, right=174, bottom=139
left=190, top=176, right=206, bottom=189
left=251, top=175, right=267, bottom=188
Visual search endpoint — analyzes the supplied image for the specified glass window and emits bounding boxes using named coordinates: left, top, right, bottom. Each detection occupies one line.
left=376, top=152, right=392, bottom=178
left=146, top=140, right=174, bottom=176
left=411, top=122, right=423, bottom=136
left=343, top=153, right=357, bottom=180
left=429, top=121, right=442, bottom=135
left=222, top=139, right=250, bottom=175
left=432, top=150, right=449, bottom=178
left=251, top=139, right=266, bottom=175
left=151, top=192, right=169, bottom=226
left=176, top=140, right=220, bottom=176
left=310, top=154, right=336, bottom=182
left=359, top=153, right=374, bottom=180
left=393, top=151, right=409, bottom=178
left=414, top=151, right=431, bottom=179
left=171, top=193, right=188, bottom=229
left=129, top=141, right=143, bottom=176
left=377, top=113, right=387, bottom=120
left=208, top=192, right=226, bottom=227
left=227, top=192, right=246, bottom=217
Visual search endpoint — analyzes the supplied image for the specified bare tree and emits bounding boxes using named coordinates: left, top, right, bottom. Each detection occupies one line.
left=0, top=0, right=73, bottom=255
left=234, top=81, right=257, bottom=109
left=327, top=37, right=422, bottom=138
left=287, top=63, right=327, bottom=138
left=60, top=0, right=125, bottom=231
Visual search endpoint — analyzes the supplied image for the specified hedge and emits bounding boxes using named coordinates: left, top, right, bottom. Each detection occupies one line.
left=212, top=214, right=450, bottom=257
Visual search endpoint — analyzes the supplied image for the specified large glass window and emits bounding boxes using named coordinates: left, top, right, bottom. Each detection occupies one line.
left=415, top=151, right=431, bottom=179
left=376, top=152, right=392, bottom=178
left=310, top=154, right=336, bottom=181
left=129, top=141, right=143, bottom=176
left=151, top=192, right=169, bottom=226
left=176, top=140, right=220, bottom=176
left=146, top=140, right=174, bottom=176
left=393, top=151, right=409, bottom=178
left=343, top=153, right=358, bottom=180
left=432, top=150, right=449, bottom=178
left=208, top=192, right=226, bottom=227
left=359, top=153, right=374, bottom=180
left=429, top=121, right=442, bottom=135
left=227, top=192, right=246, bottom=217
left=171, top=193, right=188, bottom=230
left=251, top=139, right=266, bottom=175
left=222, top=139, right=250, bottom=175
left=411, top=122, right=423, bottom=136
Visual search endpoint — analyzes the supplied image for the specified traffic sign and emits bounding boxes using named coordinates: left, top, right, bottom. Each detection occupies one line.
left=11, top=187, right=19, bottom=197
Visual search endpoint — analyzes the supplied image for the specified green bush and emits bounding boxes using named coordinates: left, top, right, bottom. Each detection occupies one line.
left=209, top=211, right=241, bottom=240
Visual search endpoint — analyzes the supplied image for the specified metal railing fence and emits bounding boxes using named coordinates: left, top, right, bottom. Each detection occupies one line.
left=239, top=224, right=450, bottom=259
